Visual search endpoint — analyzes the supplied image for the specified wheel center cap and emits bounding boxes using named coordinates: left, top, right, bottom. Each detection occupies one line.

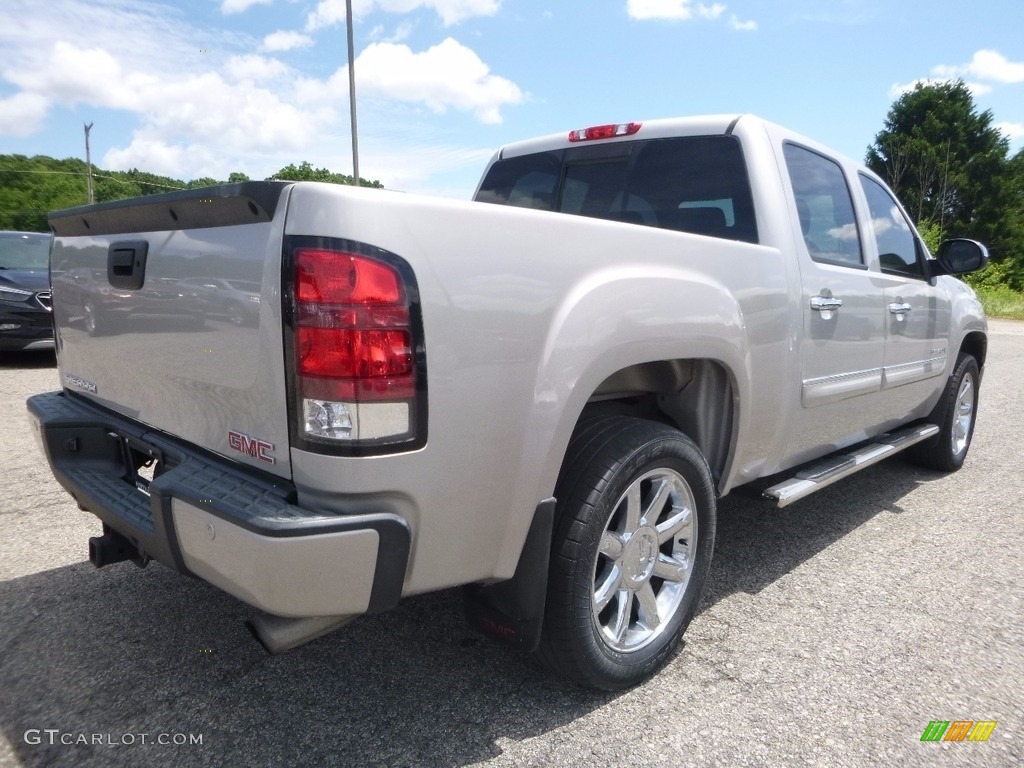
left=622, top=527, right=658, bottom=586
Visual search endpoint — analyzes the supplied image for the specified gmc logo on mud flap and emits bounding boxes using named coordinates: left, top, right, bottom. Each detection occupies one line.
left=227, top=430, right=275, bottom=464
left=478, top=617, right=517, bottom=640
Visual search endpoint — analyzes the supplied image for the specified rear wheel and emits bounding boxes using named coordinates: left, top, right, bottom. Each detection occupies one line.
left=908, top=353, right=980, bottom=471
left=536, top=417, right=716, bottom=690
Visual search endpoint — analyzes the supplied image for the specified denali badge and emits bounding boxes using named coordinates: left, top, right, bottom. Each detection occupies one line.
left=64, top=373, right=98, bottom=394
left=228, top=430, right=275, bottom=464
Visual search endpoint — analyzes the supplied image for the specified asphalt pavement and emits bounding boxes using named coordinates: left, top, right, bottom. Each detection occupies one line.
left=1, top=321, right=1021, bottom=767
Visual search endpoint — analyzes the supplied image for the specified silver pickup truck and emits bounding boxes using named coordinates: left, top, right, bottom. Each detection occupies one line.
left=28, top=115, right=988, bottom=690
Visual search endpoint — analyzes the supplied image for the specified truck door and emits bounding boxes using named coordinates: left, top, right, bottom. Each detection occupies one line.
left=781, top=143, right=888, bottom=460
left=858, top=173, right=952, bottom=415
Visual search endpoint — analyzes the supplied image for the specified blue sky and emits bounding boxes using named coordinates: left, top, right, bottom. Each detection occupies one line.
left=1, top=0, right=1022, bottom=198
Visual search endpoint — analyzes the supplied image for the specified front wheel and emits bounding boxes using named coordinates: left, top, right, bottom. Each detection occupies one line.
left=535, top=417, right=716, bottom=690
left=908, top=353, right=980, bottom=471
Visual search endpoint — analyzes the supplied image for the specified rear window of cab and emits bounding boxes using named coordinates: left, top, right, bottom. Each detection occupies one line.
left=475, top=135, right=759, bottom=245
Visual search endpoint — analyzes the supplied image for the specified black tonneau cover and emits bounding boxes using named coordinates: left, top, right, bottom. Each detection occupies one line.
left=48, top=181, right=291, bottom=237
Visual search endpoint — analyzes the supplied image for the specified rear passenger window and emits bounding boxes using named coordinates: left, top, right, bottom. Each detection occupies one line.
left=783, top=143, right=863, bottom=267
left=475, top=151, right=560, bottom=211
left=476, top=136, right=759, bottom=244
left=626, top=136, right=758, bottom=243
left=859, top=174, right=924, bottom=278
left=561, top=158, right=630, bottom=218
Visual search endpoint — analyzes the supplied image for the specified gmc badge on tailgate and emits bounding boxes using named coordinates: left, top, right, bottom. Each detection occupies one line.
left=228, top=430, right=275, bottom=464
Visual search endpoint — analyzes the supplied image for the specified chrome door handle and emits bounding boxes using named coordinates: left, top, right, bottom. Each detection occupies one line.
left=888, top=302, right=912, bottom=314
left=810, top=296, right=843, bottom=312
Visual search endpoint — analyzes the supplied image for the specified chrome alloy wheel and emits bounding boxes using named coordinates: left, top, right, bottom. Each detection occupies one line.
left=592, top=468, right=697, bottom=653
left=951, top=371, right=976, bottom=458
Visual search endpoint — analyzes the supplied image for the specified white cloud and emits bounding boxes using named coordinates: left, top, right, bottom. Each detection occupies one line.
left=103, top=137, right=213, bottom=178
left=627, top=0, right=755, bottom=28
left=894, top=50, right=1024, bottom=99
left=355, top=37, right=523, bottom=123
left=627, top=0, right=726, bottom=21
left=7, top=41, right=128, bottom=106
left=221, top=0, right=273, bottom=13
left=5, top=38, right=327, bottom=157
left=963, top=82, right=992, bottom=96
left=369, top=21, right=415, bottom=43
left=144, top=73, right=324, bottom=151
left=888, top=78, right=930, bottom=98
left=306, top=0, right=499, bottom=31
left=934, top=50, right=1024, bottom=85
left=355, top=142, right=494, bottom=193
left=888, top=77, right=992, bottom=99
left=997, top=121, right=1024, bottom=141
left=729, top=14, right=756, bottom=31
left=306, top=0, right=347, bottom=29
left=262, top=30, right=314, bottom=52
left=225, top=54, right=293, bottom=83
left=698, top=3, right=725, bottom=20
left=0, top=92, right=49, bottom=136
left=0, top=0, right=518, bottom=191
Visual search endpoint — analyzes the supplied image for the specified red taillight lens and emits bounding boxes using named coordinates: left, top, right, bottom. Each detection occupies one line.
left=297, top=328, right=413, bottom=393
left=294, top=248, right=414, bottom=403
left=296, top=248, right=403, bottom=304
left=568, top=122, right=642, bottom=142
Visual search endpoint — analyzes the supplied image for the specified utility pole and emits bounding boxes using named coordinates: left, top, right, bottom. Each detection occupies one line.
left=345, top=0, right=360, bottom=187
left=83, top=122, right=95, bottom=204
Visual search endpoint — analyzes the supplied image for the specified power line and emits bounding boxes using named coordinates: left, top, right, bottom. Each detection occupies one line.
left=0, top=169, right=186, bottom=190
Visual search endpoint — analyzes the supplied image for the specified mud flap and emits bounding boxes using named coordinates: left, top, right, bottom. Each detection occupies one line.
left=463, top=498, right=555, bottom=652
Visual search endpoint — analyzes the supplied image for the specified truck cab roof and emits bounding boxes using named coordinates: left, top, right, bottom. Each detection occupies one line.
left=493, top=114, right=747, bottom=160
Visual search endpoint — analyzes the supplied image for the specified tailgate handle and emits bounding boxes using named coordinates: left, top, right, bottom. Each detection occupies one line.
left=107, top=240, right=149, bottom=290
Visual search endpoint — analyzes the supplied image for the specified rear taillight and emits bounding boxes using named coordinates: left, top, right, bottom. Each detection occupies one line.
left=290, top=245, right=422, bottom=448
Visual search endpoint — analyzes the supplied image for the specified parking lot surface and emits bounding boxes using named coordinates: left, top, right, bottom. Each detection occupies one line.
left=1, top=321, right=1021, bottom=767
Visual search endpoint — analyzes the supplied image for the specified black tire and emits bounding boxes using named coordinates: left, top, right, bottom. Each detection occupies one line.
left=535, top=416, right=716, bottom=690
left=907, top=353, right=980, bottom=471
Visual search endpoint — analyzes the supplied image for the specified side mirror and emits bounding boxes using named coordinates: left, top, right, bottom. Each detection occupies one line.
left=933, top=239, right=989, bottom=276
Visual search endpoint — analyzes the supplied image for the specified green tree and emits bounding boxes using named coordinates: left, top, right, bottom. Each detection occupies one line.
left=266, top=160, right=382, bottom=188
left=185, top=176, right=221, bottom=190
left=0, top=154, right=385, bottom=234
left=0, top=155, right=90, bottom=231
left=866, top=80, right=1019, bottom=280
left=0, top=156, right=192, bottom=231
left=1007, top=148, right=1024, bottom=283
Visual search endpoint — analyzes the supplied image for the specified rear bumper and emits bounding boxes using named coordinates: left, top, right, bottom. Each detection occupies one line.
left=26, top=390, right=410, bottom=618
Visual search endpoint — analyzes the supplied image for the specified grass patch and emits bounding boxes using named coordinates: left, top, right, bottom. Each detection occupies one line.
left=974, top=284, right=1024, bottom=320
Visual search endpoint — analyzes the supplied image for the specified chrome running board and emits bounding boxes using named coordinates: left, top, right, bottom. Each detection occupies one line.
left=763, top=424, right=940, bottom=508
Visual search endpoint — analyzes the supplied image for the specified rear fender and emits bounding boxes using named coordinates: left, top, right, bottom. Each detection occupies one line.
left=495, top=266, right=751, bottom=579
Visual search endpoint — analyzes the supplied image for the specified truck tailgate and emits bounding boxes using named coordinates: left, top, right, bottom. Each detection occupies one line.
left=48, top=183, right=294, bottom=478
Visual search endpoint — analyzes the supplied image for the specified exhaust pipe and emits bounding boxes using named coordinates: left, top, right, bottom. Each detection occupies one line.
left=246, top=613, right=355, bottom=655
left=89, top=529, right=144, bottom=568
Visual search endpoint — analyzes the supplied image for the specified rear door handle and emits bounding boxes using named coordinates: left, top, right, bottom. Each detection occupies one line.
left=107, top=240, right=149, bottom=290
left=888, top=302, right=912, bottom=314
left=810, top=296, right=843, bottom=312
